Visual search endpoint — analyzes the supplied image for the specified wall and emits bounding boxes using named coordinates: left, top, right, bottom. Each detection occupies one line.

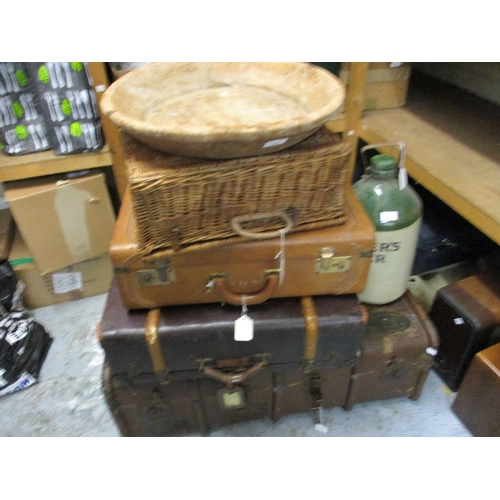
left=413, top=62, right=500, bottom=106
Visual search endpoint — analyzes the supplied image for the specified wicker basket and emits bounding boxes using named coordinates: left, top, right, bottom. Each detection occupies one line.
left=121, top=126, right=352, bottom=255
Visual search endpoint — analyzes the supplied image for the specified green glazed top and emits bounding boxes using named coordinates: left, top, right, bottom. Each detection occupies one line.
left=353, top=154, right=422, bottom=231
left=370, top=154, right=397, bottom=178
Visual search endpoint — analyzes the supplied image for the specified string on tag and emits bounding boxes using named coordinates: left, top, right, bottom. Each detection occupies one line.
left=241, top=294, right=247, bottom=317
left=398, top=166, right=408, bottom=190
left=314, top=406, right=329, bottom=434
left=274, top=229, right=286, bottom=286
left=398, top=143, right=408, bottom=190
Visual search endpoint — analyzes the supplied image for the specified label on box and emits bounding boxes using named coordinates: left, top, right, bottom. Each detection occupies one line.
left=52, top=272, right=83, bottom=294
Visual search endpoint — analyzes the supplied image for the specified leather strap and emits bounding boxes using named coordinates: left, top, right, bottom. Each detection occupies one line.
left=301, top=296, right=318, bottom=362
left=145, top=308, right=168, bottom=374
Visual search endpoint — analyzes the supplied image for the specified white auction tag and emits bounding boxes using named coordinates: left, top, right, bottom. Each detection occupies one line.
left=263, top=137, right=288, bottom=148
left=234, top=314, right=254, bottom=341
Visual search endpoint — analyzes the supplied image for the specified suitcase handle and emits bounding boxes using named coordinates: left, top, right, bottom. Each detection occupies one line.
left=231, top=210, right=294, bottom=240
left=199, top=355, right=269, bottom=387
left=213, top=271, right=280, bottom=306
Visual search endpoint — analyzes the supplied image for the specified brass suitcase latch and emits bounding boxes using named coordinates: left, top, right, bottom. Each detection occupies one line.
left=315, top=247, right=351, bottom=274
left=136, top=260, right=176, bottom=286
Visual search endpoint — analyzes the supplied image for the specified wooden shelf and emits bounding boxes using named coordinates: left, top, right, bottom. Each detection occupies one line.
left=0, top=63, right=123, bottom=196
left=358, top=70, right=500, bottom=246
left=0, top=145, right=113, bottom=182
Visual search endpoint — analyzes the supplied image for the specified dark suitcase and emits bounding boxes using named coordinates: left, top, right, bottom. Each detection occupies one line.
left=451, top=342, right=500, bottom=437
left=99, top=278, right=366, bottom=379
left=110, top=186, right=375, bottom=309
left=99, top=279, right=367, bottom=436
left=345, top=291, right=439, bottom=410
left=429, top=273, right=500, bottom=392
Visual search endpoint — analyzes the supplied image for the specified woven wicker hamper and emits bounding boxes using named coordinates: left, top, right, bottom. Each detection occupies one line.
left=120, top=126, right=352, bottom=255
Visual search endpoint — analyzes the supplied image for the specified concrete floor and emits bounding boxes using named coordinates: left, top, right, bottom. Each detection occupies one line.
left=0, top=292, right=472, bottom=437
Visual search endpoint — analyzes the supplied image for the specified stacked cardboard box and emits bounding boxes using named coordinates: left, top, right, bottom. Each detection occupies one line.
left=4, top=171, right=115, bottom=309
left=0, top=208, right=15, bottom=259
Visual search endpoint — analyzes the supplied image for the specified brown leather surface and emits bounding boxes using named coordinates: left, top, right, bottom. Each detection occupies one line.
left=478, top=340, right=500, bottom=371
left=99, top=278, right=365, bottom=377
left=345, top=292, right=435, bottom=409
left=144, top=309, right=167, bottom=375
left=301, top=297, right=318, bottom=362
left=454, top=274, right=500, bottom=324
left=102, top=361, right=352, bottom=437
left=110, top=187, right=375, bottom=309
left=452, top=342, right=500, bottom=436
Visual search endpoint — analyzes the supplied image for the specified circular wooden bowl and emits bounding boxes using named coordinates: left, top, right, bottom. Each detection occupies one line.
left=100, top=62, right=345, bottom=159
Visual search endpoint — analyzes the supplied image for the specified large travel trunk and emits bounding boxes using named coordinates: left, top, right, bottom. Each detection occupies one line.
left=110, top=187, right=375, bottom=309
left=102, top=362, right=354, bottom=437
left=429, top=273, right=500, bottom=392
left=99, top=278, right=367, bottom=436
left=345, top=291, right=439, bottom=409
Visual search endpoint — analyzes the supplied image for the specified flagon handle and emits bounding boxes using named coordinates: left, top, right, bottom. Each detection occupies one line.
left=199, top=355, right=269, bottom=387
left=360, top=141, right=408, bottom=190
left=231, top=210, right=294, bottom=240
left=360, top=141, right=406, bottom=171
left=212, top=271, right=280, bottom=305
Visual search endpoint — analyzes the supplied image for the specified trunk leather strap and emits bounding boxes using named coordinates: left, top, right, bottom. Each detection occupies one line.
left=145, top=308, right=168, bottom=374
left=301, top=296, right=318, bottom=363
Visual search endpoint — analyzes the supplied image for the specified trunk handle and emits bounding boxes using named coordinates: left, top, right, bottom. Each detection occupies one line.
left=199, top=354, right=269, bottom=388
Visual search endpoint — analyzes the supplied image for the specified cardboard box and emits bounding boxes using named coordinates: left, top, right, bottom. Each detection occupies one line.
left=0, top=208, right=15, bottom=260
left=4, top=172, right=116, bottom=275
left=340, top=62, right=411, bottom=110
left=9, top=230, right=112, bottom=309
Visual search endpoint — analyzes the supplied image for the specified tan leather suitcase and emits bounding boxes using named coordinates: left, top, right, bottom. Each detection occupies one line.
left=110, top=187, right=375, bottom=309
